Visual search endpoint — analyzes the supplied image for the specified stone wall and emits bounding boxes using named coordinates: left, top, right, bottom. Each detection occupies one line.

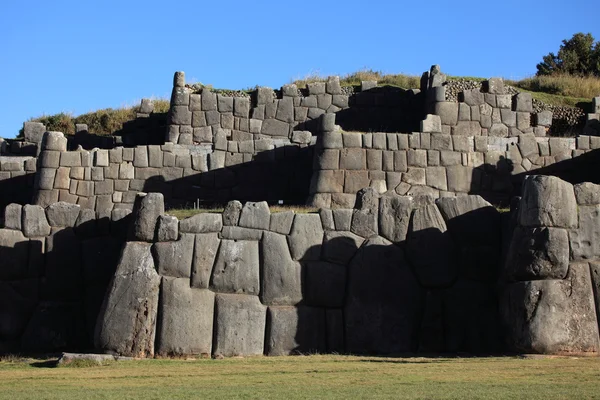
left=0, top=201, right=130, bottom=353
left=33, top=131, right=314, bottom=211
left=95, top=189, right=505, bottom=357
left=501, top=175, right=600, bottom=355
left=308, top=117, right=597, bottom=208
left=166, top=72, right=424, bottom=146
left=0, top=155, right=37, bottom=210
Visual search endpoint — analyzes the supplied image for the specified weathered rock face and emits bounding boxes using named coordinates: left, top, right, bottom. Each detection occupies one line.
left=94, top=242, right=161, bottom=357
left=288, top=214, right=324, bottom=261
left=501, top=263, right=599, bottom=355
left=265, top=306, right=326, bottom=356
left=156, top=278, right=215, bottom=356
left=519, top=175, right=577, bottom=229
left=345, top=236, right=423, bottom=354
left=210, top=239, right=260, bottom=295
left=130, top=193, right=164, bottom=242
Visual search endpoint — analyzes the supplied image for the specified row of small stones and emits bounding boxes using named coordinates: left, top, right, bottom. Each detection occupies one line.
left=184, top=85, right=357, bottom=100
left=445, top=80, right=584, bottom=125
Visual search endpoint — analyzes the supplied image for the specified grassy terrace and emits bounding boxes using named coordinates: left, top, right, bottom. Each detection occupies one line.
left=1, top=355, right=600, bottom=399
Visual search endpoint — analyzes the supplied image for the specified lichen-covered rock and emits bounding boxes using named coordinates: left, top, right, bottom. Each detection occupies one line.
left=501, top=262, right=600, bottom=355
left=265, top=306, right=326, bottom=356
left=156, top=278, right=215, bottom=356
left=94, top=242, right=161, bottom=357
left=213, top=294, right=266, bottom=357
left=210, top=239, right=260, bottom=295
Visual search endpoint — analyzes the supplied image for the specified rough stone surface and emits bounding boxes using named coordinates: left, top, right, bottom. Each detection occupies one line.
left=502, top=263, right=599, bottom=355
left=153, top=233, right=195, bottom=278
left=288, top=214, right=324, bottom=261
left=238, top=201, right=270, bottom=230
left=22, top=205, right=51, bottom=238
left=222, top=200, right=243, bottom=226
left=191, top=233, right=220, bottom=289
left=213, top=294, right=266, bottom=357
left=261, top=231, right=303, bottom=305
left=519, top=176, right=577, bottom=229
left=95, top=242, right=160, bottom=357
left=46, top=202, right=80, bottom=228
left=570, top=205, right=600, bottom=260
left=266, top=306, right=326, bottom=356
left=378, top=194, right=412, bottom=243
left=574, top=182, right=600, bottom=205
left=131, top=193, right=164, bottom=242
left=3, top=204, right=22, bottom=230
left=505, top=227, right=569, bottom=281
left=157, top=215, right=178, bottom=242
left=179, top=213, right=223, bottom=233
left=321, top=230, right=364, bottom=266
left=269, top=211, right=295, bottom=235
left=156, top=278, right=215, bottom=356
left=210, top=239, right=260, bottom=295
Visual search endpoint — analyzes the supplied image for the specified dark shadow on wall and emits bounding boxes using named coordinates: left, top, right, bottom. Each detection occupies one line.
left=333, top=87, right=425, bottom=133
left=143, top=146, right=314, bottom=209
left=0, top=215, right=129, bottom=355
left=0, top=174, right=35, bottom=211
left=282, top=207, right=504, bottom=357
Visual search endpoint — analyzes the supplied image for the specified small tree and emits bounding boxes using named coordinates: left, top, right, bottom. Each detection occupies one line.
left=536, top=33, right=600, bottom=76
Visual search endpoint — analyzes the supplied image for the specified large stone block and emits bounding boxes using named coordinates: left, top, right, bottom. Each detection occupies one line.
left=345, top=236, right=423, bottom=354
left=210, top=239, right=260, bottom=295
left=45, top=201, right=80, bottom=228
left=0, top=280, right=38, bottom=340
left=153, top=233, right=195, bottom=278
left=261, top=231, right=303, bottom=306
left=434, top=102, right=458, bottom=126
left=179, top=213, right=223, bottom=233
left=570, top=205, right=600, bottom=260
left=446, top=165, right=474, bottom=193
left=288, top=214, right=324, bottom=261
left=574, top=182, right=600, bottom=205
left=305, top=261, right=346, bottom=307
left=407, top=203, right=456, bottom=288
left=436, top=195, right=500, bottom=246
left=514, top=93, right=533, bottom=112
left=22, top=205, right=51, bottom=237
left=94, top=242, right=161, bottom=357
left=339, top=148, right=366, bottom=170
left=378, top=194, right=412, bottom=243
left=269, top=211, right=295, bottom=235
left=265, top=306, right=327, bottom=356
left=130, top=193, right=164, bottom=242
left=505, top=227, right=569, bottom=281
left=321, top=230, right=364, bottom=266
left=501, top=263, right=599, bottom=354
left=0, top=229, right=29, bottom=280
left=3, top=203, right=22, bottom=230
left=261, top=119, right=289, bottom=137
left=191, top=233, right=220, bottom=289
left=519, top=175, right=577, bottom=229
left=213, top=294, right=266, bottom=357
left=238, top=201, right=270, bottom=230
left=156, top=278, right=215, bottom=356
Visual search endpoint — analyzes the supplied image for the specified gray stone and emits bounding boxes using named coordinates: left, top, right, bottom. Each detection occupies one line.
left=261, top=231, right=303, bottom=306
left=574, top=182, right=600, bottom=205
left=191, top=233, right=220, bottom=289
left=179, top=213, right=223, bottom=233
left=210, top=239, right=260, bottom=295
left=157, top=215, right=178, bottom=241
left=261, top=119, right=289, bottom=136
left=407, top=203, right=456, bottom=288
left=501, top=262, right=599, bottom=354
left=340, top=148, right=366, bottom=170
left=345, top=235, right=423, bottom=354
left=436, top=195, right=499, bottom=245
left=570, top=205, right=600, bottom=260
left=265, top=306, right=326, bottom=356
left=420, top=114, right=442, bottom=133
left=291, top=131, right=312, bottom=144
left=42, top=131, right=67, bottom=152
left=519, top=175, right=577, bottom=229
left=131, top=193, right=164, bottom=242
left=322, top=230, right=364, bottom=265
left=506, top=227, right=569, bottom=280
left=276, top=97, right=294, bottom=123
left=156, top=278, right=215, bottom=356
left=269, top=211, right=295, bottom=234
left=462, top=89, right=484, bottom=106
left=487, top=78, right=504, bottom=94
left=321, top=131, right=343, bottom=149
left=0, top=229, right=29, bottom=280
left=332, top=209, right=353, bottom=231
left=378, top=194, right=413, bottom=243
left=238, top=201, right=270, bottom=230
left=153, top=233, right=195, bottom=278
left=446, top=165, right=473, bottom=192
left=351, top=187, right=379, bottom=238
left=46, top=201, right=80, bottom=227
left=319, top=208, right=334, bottom=230
left=514, top=93, right=533, bottom=112
left=426, top=166, right=448, bottom=191
left=94, top=242, right=160, bottom=357
left=220, top=226, right=263, bottom=240
left=3, top=203, right=22, bottom=230
left=288, top=214, right=323, bottom=261
left=536, top=111, right=553, bottom=127
left=22, top=205, right=51, bottom=237
left=434, top=102, right=458, bottom=126
left=23, top=122, right=46, bottom=144
left=222, top=200, right=242, bottom=226
left=213, top=294, right=266, bottom=357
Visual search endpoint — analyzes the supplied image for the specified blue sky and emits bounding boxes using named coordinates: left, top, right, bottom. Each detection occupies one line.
left=1, top=0, right=598, bottom=138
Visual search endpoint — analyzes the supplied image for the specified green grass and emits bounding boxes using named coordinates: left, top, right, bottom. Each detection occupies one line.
left=167, top=205, right=319, bottom=220
left=22, top=98, right=170, bottom=137
left=1, top=355, right=600, bottom=399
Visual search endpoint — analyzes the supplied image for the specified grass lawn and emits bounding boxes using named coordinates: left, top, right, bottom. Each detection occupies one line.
left=1, top=355, right=600, bottom=399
